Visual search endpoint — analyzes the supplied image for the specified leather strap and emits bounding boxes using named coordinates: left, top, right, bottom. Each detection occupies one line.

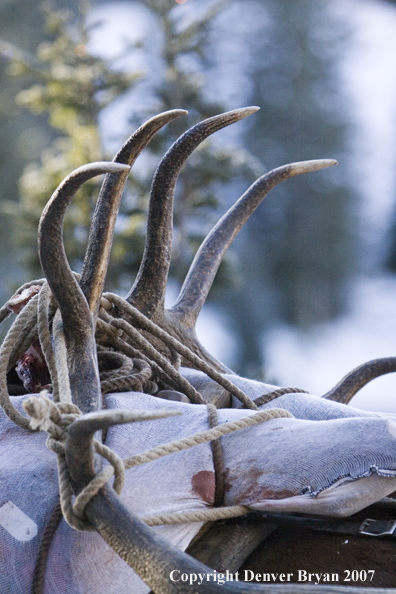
left=254, top=511, right=396, bottom=539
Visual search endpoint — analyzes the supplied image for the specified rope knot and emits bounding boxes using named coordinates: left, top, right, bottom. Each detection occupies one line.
left=23, top=393, right=126, bottom=532
left=23, top=392, right=81, bottom=457
left=23, top=392, right=80, bottom=434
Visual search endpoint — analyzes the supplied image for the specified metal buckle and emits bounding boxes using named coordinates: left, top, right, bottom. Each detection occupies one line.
left=359, top=518, right=396, bottom=537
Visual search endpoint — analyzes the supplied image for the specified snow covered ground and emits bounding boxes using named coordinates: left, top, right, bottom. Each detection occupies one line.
left=195, top=276, right=396, bottom=413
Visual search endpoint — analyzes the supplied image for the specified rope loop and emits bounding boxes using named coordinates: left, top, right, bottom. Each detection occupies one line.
left=22, top=392, right=127, bottom=531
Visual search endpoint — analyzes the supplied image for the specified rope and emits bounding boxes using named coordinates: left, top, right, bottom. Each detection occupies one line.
left=142, top=505, right=250, bottom=526
left=104, top=315, right=207, bottom=404
left=8, top=321, right=38, bottom=371
left=242, top=387, right=310, bottom=409
left=97, top=317, right=192, bottom=396
left=37, top=282, right=59, bottom=401
left=1, top=286, right=162, bottom=421
left=0, top=293, right=40, bottom=430
left=31, top=501, right=63, bottom=594
left=23, top=393, right=293, bottom=531
left=22, top=394, right=126, bottom=532
left=123, top=408, right=292, bottom=471
left=52, top=311, right=73, bottom=405
left=0, top=278, right=45, bottom=324
left=105, top=293, right=259, bottom=410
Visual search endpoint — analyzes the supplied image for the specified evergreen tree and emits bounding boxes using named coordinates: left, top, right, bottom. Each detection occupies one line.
left=2, top=0, right=357, bottom=381
left=103, top=0, right=259, bottom=291
left=3, top=2, right=135, bottom=277
left=0, top=0, right=79, bottom=301
left=5, top=0, right=258, bottom=297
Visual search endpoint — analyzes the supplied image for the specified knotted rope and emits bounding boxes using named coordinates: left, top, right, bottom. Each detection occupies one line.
left=23, top=392, right=293, bottom=530
left=23, top=394, right=125, bottom=532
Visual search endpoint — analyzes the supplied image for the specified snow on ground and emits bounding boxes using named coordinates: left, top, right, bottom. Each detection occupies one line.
left=195, top=276, right=396, bottom=413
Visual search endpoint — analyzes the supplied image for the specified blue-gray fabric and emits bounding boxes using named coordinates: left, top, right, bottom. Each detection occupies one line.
left=1, top=374, right=396, bottom=592
left=180, top=367, right=383, bottom=420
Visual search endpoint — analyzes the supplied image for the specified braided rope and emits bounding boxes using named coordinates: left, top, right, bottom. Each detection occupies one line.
left=0, top=278, right=45, bottom=324
left=123, top=408, right=292, bottom=471
left=52, top=312, right=73, bottom=405
left=142, top=505, right=250, bottom=526
left=37, top=282, right=60, bottom=401
left=111, top=317, right=207, bottom=404
left=31, top=501, right=63, bottom=594
left=98, top=350, right=134, bottom=380
left=96, top=317, right=188, bottom=394
left=8, top=321, right=38, bottom=371
left=22, top=394, right=126, bottom=531
left=0, top=287, right=161, bottom=421
left=243, top=387, right=311, bottom=409
left=0, top=293, right=40, bottom=429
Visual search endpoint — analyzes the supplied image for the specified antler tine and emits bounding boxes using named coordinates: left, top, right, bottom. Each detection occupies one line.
left=169, top=159, right=337, bottom=330
left=80, top=110, right=187, bottom=321
left=38, top=162, right=130, bottom=412
left=126, top=106, right=260, bottom=319
left=66, top=408, right=181, bottom=485
left=323, top=357, right=396, bottom=404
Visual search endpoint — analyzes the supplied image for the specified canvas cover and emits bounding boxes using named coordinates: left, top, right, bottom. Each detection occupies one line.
left=1, top=371, right=396, bottom=592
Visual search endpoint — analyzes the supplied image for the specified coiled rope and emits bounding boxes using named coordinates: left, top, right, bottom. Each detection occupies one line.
left=1, top=279, right=268, bottom=431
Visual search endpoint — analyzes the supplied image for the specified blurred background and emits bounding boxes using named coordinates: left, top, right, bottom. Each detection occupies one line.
left=1, top=0, right=396, bottom=410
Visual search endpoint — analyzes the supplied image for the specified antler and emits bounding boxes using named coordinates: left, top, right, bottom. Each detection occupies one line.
left=127, top=117, right=336, bottom=371
left=323, top=357, right=396, bottom=404
left=61, top=109, right=336, bottom=375
left=38, top=162, right=130, bottom=413
left=80, top=109, right=187, bottom=321
left=126, top=106, right=260, bottom=317
left=169, top=159, right=337, bottom=331
left=34, top=115, right=385, bottom=594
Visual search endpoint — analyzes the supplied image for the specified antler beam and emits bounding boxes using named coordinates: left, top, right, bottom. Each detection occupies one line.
left=323, top=357, right=396, bottom=403
left=126, top=106, right=259, bottom=318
